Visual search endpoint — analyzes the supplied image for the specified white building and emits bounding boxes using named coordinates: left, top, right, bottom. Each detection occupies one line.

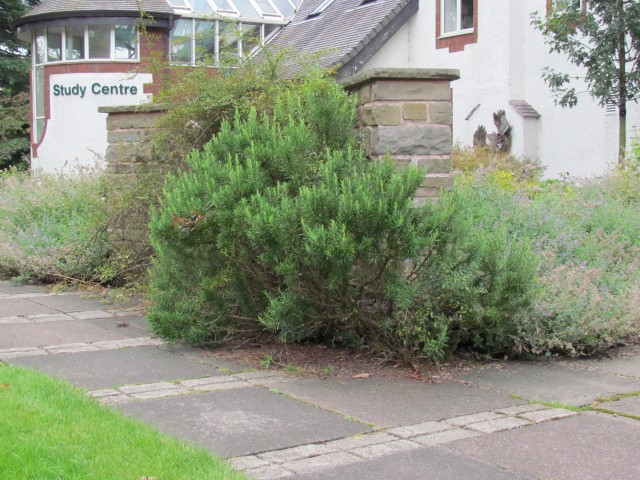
left=16, top=0, right=639, bottom=177
left=271, top=0, right=640, bottom=178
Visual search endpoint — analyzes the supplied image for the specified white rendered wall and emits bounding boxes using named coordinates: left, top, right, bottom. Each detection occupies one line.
left=33, top=72, right=152, bottom=173
left=366, top=0, right=640, bottom=178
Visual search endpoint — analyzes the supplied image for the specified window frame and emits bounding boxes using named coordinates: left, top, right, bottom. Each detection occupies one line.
left=439, top=0, right=474, bottom=38
left=32, top=25, right=140, bottom=65
left=169, top=17, right=283, bottom=66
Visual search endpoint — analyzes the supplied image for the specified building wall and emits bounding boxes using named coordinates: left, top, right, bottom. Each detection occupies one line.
left=31, top=28, right=168, bottom=173
left=366, top=0, right=640, bottom=178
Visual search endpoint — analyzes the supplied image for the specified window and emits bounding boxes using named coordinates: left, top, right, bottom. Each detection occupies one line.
left=547, top=0, right=586, bottom=15
left=441, top=0, right=474, bottom=36
left=171, top=19, right=193, bottom=65
left=46, top=27, right=63, bottom=62
left=88, top=25, right=111, bottom=59
left=33, top=25, right=139, bottom=64
left=33, top=66, right=45, bottom=143
left=115, top=25, right=138, bottom=59
left=195, top=20, right=216, bottom=62
left=31, top=23, right=140, bottom=144
left=66, top=26, right=85, bottom=60
left=170, top=18, right=277, bottom=65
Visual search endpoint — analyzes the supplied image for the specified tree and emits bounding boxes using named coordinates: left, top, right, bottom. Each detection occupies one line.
left=532, top=0, right=640, bottom=161
left=0, top=0, right=39, bottom=169
left=1, top=0, right=39, bottom=97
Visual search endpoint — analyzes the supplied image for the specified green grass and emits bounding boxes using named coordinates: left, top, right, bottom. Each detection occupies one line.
left=0, top=363, right=246, bottom=480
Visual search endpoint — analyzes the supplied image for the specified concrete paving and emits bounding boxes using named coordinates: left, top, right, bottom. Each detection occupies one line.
left=600, top=395, right=640, bottom=417
left=0, top=283, right=46, bottom=295
left=2, top=281, right=640, bottom=480
left=12, top=346, right=224, bottom=388
left=0, top=319, right=127, bottom=348
left=0, top=297, right=59, bottom=316
left=274, top=377, right=521, bottom=427
left=296, top=445, right=533, bottom=480
left=83, top=315, right=152, bottom=337
left=451, top=361, right=640, bottom=405
left=118, top=388, right=372, bottom=457
left=574, top=352, right=640, bottom=378
left=26, top=294, right=108, bottom=312
left=445, top=413, right=640, bottom=480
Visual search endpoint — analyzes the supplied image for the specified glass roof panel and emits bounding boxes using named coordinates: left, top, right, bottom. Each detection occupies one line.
left=168, top=0, right=190, bottom=8
left=192, top=0, right=214, bottom=13
left=212, top=0, right=237, bottom=11
left=271, top=0, right=294, bottom=17
left=253, top=0, right=279, bottom=15
left=233, top=0, right=261, bottom=18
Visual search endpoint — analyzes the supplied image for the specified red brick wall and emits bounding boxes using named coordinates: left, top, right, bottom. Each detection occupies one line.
left=435, top=0, right=478, bottom=53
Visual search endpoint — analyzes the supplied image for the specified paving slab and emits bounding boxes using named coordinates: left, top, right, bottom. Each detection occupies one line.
left=167, top=345, right=258, bottom=373
left=575, top=354, right=640, bottom=379
left=273, top=377, right=520, bottom=427
left=26, top=294, right=107, bottom=312
left=601, top=395, right=640, bottom=417
left=10, top=346, right=224, bottom=389
left=452, top=361, right=640, bottom=406
left=295, top=444, right=532, bottom=480
left=0, top=320, right=128, bottom=348
left=83, top=315, right=151, bottom=338
left=0, top=297, right=58, bottom=316
left=445, top=412, right=640, bottom=480
left=117, top=388, right=371, bottom=458
left=0, top=282, right=46, bottom=295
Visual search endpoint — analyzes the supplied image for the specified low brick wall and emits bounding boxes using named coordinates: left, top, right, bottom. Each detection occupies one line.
left=341, top=68, right=459, bottom=205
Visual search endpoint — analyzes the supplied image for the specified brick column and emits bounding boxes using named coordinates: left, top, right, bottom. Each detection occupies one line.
left=341, top=68, right=460, bottom=205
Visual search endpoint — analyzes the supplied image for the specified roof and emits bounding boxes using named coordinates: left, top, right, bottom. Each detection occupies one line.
left=267, top=0, right=418, bottom=78
left=17, top=0, right=174, bottom=25
left=509, top=100, right=541, bottom=118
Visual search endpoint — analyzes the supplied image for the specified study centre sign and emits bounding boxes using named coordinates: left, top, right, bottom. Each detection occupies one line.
left=52, top=82, right=139, bottom=98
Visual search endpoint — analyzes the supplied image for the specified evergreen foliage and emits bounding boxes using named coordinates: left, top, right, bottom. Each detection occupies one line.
left=148, top=75, right=537, bottom=360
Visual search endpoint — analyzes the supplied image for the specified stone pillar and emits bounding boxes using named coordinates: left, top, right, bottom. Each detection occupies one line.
left=98, top=104, right=167, bottom=246
left=341, top=68, right=460, bottom=205
left=98, top=104, right=167, bottom=179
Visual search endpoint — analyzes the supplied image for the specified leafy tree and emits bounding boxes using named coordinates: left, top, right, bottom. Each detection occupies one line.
left=0, top=93, right=29, bottom=169
left=0, top=0, right=39, bottom=169
left=1, top=0, right=39, bottom=97
left=532, top=0, right=640, bottom=161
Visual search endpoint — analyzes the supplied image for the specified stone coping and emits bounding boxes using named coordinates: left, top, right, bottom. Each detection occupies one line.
left=98, top=103, right=170, bottom=114
left=340, top=68, right=461, bottom=90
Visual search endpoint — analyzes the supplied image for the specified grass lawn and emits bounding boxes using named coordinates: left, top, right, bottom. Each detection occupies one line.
left=0, top=363, right=246, bottom=480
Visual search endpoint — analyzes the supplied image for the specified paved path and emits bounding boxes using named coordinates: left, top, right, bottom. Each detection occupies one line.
left=2, top=281, right=640, bottom=479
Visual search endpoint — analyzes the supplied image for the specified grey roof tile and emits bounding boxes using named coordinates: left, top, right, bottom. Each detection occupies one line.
left=268, top=0, right=414, bottom=71
left=20, top=0, right=174, bottom=22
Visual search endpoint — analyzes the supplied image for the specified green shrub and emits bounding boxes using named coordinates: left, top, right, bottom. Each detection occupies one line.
left=455, top=169, right=640, bottom=356
left=0, top=169, right=109, bottom=282
left=148, top=75, right=538, bottom=361
left=451, top=144, right=545, bottom=193
left=152, top=50, right=322, bottom=168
